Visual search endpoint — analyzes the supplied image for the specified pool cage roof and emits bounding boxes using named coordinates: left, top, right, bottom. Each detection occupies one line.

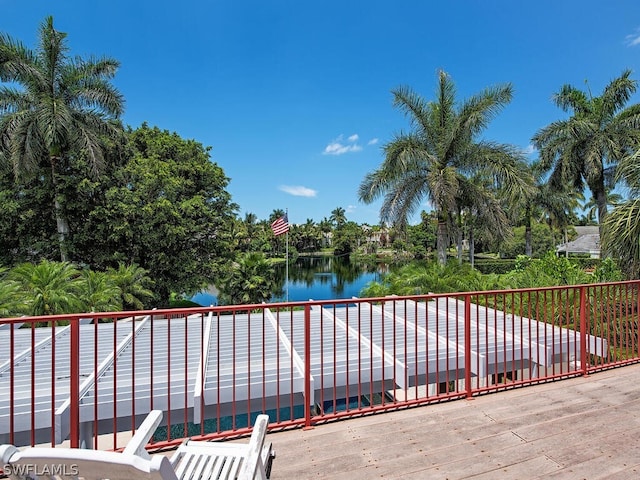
left=0, top=297, right=607, bottom=446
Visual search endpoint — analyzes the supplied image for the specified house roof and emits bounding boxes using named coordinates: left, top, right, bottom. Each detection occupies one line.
left=556, top=227, right=600, bottom=256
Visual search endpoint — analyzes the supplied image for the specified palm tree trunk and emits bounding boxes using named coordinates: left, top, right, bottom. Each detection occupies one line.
left=525, top=207, right=532, bottom=257
left=469, top=228, right=475, bottom=268
left=54, top=196, right=70, bottom=261
left=50, top=156, right=70, bottom=262
left=437, top=218, right=448, bottom=265
left=456, top=209, right=463, bottom=264
left=596, top=187, right=608, bottom=233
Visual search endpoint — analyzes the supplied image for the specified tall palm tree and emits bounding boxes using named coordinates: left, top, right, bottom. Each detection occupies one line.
left=359, top=70, right=533, bottom=264
left=602, top=148, right=640, bottom=277
left=510, top=161, right=581, bottom=257
left=329, top=207, right=347, bottom=228
left=0, top=16, right=124, bottom=261
left=458, top=171, right=512, bottom=266
left=532, top=70, right=640, bottom=236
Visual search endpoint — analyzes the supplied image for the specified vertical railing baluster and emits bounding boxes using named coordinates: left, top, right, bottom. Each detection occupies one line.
left=464, top=295, right=472, bottom=399
left=304, top=304, right=312, bottom=429
left=70, top=318, right=80, bottom=448
left=580, top=285, right=588, bottom=376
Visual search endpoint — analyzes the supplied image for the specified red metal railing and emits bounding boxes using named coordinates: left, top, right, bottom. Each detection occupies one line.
left=0, top=281, right=638, bottom=451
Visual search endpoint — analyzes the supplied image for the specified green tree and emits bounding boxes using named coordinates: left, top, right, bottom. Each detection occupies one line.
left=360, top=261, right=488, bottom=297
left=359, top=70, right=532, bottom=265
left=84, top=125, right=237, bottom=305
left=0, top=166, right=59, bottom=265
left=406, top=211, right=437, bottom=259
left=499, top=222, right=557, bottom=259
left=533, top=70, right=640, bottom=234
left=0, top=16, right=124, bottom=261
left=332, top=221, right=363, bottom=256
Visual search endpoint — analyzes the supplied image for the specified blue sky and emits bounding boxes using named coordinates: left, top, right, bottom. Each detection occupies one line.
left=3, top=1, right=640, bottom=225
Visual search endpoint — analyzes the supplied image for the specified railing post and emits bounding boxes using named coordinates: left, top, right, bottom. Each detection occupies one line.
left=70, top=318, right=80, bottom=447
left=579, top=286, right=588, bottom=376
left=464, top=295, right=473, bottom=399
left=303, top=304, right=313, bottom=429
left=637, top=281, right=640, bottom=360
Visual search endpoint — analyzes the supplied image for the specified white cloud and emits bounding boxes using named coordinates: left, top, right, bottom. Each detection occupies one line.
left=367, top=138, right=379, bottom=145
left=522, top=144, right=536, bottom=155
left=323, top=134, right=363, bottom=155
left=279, top=185, right=317, bottom=197
left=346, top=205, right=357, bottom=213
left=625, top=29, right=640, bottom=46
left=323, top=142, right=362, bottom=155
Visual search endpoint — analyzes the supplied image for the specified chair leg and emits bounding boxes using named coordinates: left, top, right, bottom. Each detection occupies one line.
left=265, top=448, right=276, bottom=479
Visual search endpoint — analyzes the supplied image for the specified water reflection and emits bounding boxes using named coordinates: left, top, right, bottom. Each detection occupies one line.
left=191, top=256, right=389, bottom=306
left=271, top=256, right=384, bottom=302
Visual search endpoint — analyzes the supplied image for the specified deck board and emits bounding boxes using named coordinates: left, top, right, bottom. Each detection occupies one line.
left=267, top=363, right=640, bottom=479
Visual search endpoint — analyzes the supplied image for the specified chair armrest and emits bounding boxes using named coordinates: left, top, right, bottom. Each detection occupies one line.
left=238, top=415, right=269, bottom=480
left=122, top=410, right=163, bottom=460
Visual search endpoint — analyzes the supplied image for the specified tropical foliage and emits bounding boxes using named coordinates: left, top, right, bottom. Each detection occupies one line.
left=359, top=70, right=533, bottom=264
left=81, top=124, right=238, bottom=305
left=217, top=252, right=277, bottom=306
left=0, top=16, right=124, bottom=261
left=2, top=17, right=640, bottom=315
left=533, top=70, right=640, bottom=233
left=602, top=148, right=640, bottom=277
left=0, top=259, right=154, bottom=318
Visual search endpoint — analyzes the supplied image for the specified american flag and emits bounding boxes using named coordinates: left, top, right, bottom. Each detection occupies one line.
left=271, top=214, right=289, bottom=236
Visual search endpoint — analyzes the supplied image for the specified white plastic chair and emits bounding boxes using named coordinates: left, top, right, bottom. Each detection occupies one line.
left=0, top=410, right=274, bottom=480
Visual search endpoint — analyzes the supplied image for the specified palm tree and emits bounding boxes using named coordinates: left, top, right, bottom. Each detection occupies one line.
left=9, top=259, right=82, bottom=316
left=318, top=218, right=333, bottom=248
left=218, top=252, right=276, bottom=305
left=510, top=161, right=582, bottom=257
left=269, top=209, right=285, bottom=224
left=0, top=16, right=124, bottom=261
left=106, top=262, right=155, bottom=310
left=458, top=171, right=512, bottom=266
left=602, top=148, right=640, bottom=277
left=532, top=70, right=640, bottom=236
left=359, top=70, right=533, bottom=264
left=0, top=267, right=23, bottom=317
left=329, top=207, right=347, bottom=228
left=77, top=269, right=122, bottom=312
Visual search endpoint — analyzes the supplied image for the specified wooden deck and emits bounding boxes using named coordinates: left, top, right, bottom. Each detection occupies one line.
left=267, top=364, right=640, bottom=479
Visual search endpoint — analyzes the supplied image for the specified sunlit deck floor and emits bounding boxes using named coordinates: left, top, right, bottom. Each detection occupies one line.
left=267, top=363, right=640, bottom=479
